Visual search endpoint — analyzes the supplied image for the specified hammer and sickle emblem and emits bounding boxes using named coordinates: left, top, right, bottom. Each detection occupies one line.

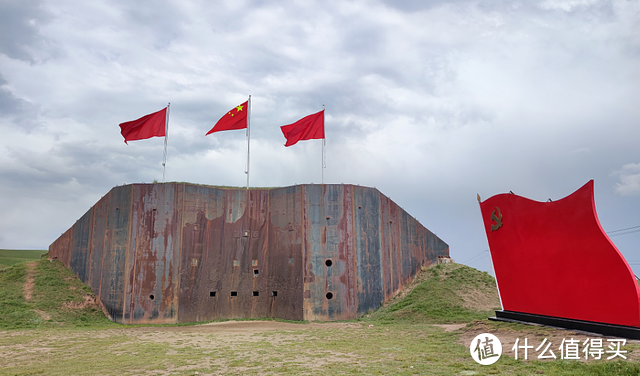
left=490, top=207, right=503, bottom=232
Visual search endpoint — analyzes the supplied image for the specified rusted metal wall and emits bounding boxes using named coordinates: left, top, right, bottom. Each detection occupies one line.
left=126, top=184, right=183, bottom=324
left=300, top=184, right=449, bottom=320
left=49, top=182, right=448, bottom=324
left=49, top=186, right=134, bottom=323
left=267, top=186, right=305, bottom=321
left=177, top=185, right=302, bottom=322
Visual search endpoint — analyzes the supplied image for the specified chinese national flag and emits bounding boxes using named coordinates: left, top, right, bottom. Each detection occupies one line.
left=119, top=107, right=167, bottom=144
left=206, top=101, right=249, bottom=135
left=280, top=110, right=324, bottom=147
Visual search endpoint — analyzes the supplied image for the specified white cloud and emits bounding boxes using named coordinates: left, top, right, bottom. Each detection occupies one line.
left=614, top=163, right=640, bottom=196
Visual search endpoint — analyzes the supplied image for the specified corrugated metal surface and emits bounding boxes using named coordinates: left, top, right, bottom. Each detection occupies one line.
left=126, top=184, right=182, bottom=324
left=353, top=186, right=385, bottom=316
left=88, top=195, right=109, bottom=302
left=49, top=182, right=449, bottom=324
left=101, top=185, right=132, bottom=323
left=267, top=185, right=304, bottom=321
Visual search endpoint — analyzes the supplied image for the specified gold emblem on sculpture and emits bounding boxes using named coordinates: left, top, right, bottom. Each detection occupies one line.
left=490, top=207, right=503, bottom=232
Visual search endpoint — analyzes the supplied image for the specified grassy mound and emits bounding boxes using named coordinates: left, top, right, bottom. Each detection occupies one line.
left=371, top=263, right=500, bottom=324
left=0, top=257, right=114, bottom=329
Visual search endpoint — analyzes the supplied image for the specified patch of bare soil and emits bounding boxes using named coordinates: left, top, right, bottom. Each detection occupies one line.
left=433, top=324, right=466, bottom=332
left=22, top=262, right=36, bottom=301
left=460, top=320, right=640, bottom=362
left=134, top=320, right=358, bottom=335
left=63, top=294, right=99, bottom=310
left=32, top=309, right=51, bottom=321
left=459, top=287, right=500, bottom=312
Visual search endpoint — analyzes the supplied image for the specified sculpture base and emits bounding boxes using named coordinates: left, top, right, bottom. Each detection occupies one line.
left=489, top=310, right=640, bottom=340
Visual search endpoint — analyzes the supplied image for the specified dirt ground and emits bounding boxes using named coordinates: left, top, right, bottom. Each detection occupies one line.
left=130, top=320, right=360, bottom=343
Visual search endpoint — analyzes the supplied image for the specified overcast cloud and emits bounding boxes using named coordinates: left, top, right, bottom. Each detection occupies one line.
left=1, top=0, right=639, bottom=274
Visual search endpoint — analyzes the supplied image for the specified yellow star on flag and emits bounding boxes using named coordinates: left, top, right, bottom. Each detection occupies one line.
left=206, top=100, right=249, bottom=135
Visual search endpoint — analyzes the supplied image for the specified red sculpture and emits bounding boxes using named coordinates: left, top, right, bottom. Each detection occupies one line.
left=480, top=180, right=640, bottom=332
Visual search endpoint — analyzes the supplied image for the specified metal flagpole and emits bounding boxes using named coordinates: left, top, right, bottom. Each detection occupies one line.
left=162, top=102, right=170, bottom=182
left=245, top=95, right=251, bottom=191
left=322, top=104, right=325, bottom=185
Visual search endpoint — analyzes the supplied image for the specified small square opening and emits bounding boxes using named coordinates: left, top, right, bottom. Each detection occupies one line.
left=252, top=291, right=259, bottom=297
left=230, top=291, right=238, bottom=297
left=253, top=269, right=259, bottom=276
left=210, top=291, right=216, bottom=297
left=272, top=291, right=278, bottom=297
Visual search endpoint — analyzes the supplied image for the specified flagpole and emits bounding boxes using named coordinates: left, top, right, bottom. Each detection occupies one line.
left=163, top=102, right=170, bottom=182
left=322, top=105, right=325, bottom=185
left=246, top=95, right=251, bottom=191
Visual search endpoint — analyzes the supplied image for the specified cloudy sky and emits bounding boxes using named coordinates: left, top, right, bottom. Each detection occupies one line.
left=1, top=0, right=639, bottom=274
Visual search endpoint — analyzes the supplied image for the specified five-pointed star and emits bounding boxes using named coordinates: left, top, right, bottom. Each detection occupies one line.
left=228, top=104, right=244, bottom=117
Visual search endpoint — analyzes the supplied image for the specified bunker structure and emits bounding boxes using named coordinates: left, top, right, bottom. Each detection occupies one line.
left=49, top=183, right=449, bottom=324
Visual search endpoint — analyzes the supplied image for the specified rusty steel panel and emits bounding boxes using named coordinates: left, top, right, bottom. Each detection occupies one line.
left=323, top=184, right=357, bottom=320
left=336, top=184, right=358, bottom=317
left=50, top=182, right=448, bottom=324
left=353, top=186, right=385, bottom=316
left=178, top=184, right=228, bottom=323
left=268, top=186, right=304, bottom=321
left=246, top=189, right=272, bottom=319
left=302, top=184, right=357, bottom=321
left=388, top=200, right=403, bottom=295
left=49, top=226, right=73, bottom=267
left=126, top=184, right=182, bottom=324
left=69, top=209, right=93, bottom=284
left=100, top=185, right=132, bottom=323
left=379, top=194, right=393, bottom=301
left=88, top=195, right=109, bottom=295
left=218, top=189, right=250, bottom=319
left=302, top=184, right=324, bottom=320
left=177, top=186, right=279, bottom=322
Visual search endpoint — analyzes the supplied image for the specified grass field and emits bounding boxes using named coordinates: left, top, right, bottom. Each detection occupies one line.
left=0, top=258, right=639, bottom=375
left=0, top=249, right=47, bottom=269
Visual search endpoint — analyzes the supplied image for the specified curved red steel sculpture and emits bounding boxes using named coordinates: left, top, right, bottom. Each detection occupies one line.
left=480, top=180, right=640, bottom=330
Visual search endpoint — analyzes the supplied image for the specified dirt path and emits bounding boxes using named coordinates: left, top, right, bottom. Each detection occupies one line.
left=22, top=261, right=36, bottom=301
left=22, top=261, right=52, bottom=321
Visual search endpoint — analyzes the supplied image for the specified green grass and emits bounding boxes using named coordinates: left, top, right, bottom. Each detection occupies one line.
left=0, top=263, right=41, bottom=329
left=0, top=249, right=47, bottom=268
left=1, top=261, right=639, bottom=375
left=371, top=263, right=500, bottom=324
left=31, top=257, right=114, bottom=327
left=0, top=257, right=115, bottom=329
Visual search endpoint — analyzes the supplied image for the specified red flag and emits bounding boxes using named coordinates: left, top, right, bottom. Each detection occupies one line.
left=119, top=107, right=167, bottom=144
left=206, top=101, right=248, bottom=135
left=280, top=110, right=324, bottom=147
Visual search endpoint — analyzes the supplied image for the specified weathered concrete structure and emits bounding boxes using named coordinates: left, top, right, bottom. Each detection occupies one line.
left=49, top=183, right=449, bottom=324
